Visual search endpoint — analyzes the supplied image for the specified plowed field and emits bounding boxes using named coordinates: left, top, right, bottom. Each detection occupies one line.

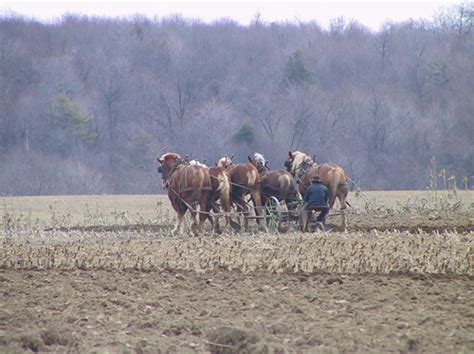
left=1, top=192, right=473, bottom=353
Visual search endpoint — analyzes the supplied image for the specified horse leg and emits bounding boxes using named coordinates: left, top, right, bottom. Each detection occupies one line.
left=199, top=193, right=214, bottom=234
left=200, top=209, right=212, bottom=235
left=206, top=189, right=220, bottom=233
left=223, top=198, right=231, bottom=232
left=213, top=193, right=232, bottom=233
left=172, top=205, right=187, bottom=236
left=301, top=209, right=311, bottom=232
left=223, top=195, right=239, bottom=232
left=210, top=203, right=221, bottom=233
left=188, top=208, right=199, bottom=236
left=220, top=181, right=232, bottom=232
left=250, top=190, right=266, bottom=231
left=235, top=197, right=249, bottom=232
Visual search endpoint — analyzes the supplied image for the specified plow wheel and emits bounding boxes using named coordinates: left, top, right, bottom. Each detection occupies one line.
left=264, top=197, right=283, bottom=233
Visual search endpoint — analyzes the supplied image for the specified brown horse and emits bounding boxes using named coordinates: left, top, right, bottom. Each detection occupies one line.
left=185, top=158, right=231, bottom=232
left=157, top=152, right=213, bottom=236
left=208, top=165, right=232, bottom=232
left=217, top=155, right=264, bottom=231
left=253, top=153, right=300, bottom=208
left=285, top=151, right=349, bottom=228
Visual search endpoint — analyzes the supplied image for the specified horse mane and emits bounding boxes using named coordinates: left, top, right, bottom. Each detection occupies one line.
left=253, top=152, right=270, bottom=173
left=159, top=152, right=182, bottom=162
left=253, top=152, right=265, bottom=164
left=291, top=151, right=312, bottom=174
left=217, top=156, right=234, bottom=169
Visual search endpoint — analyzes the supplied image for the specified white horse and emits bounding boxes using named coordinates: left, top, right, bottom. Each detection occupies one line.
left=253, top=152, right=267, bottom=171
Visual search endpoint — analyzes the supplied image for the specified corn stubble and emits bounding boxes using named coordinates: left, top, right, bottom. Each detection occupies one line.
left=1, top=228, right=472, bottom=275
left=2, top=192, right=473, bottom=275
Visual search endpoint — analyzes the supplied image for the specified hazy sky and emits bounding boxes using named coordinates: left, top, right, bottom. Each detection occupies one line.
left=1, top=0, right=460, bottom=31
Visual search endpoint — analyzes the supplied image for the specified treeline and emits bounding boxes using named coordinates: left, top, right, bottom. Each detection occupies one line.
left=0, top=3, right=473, bottom=195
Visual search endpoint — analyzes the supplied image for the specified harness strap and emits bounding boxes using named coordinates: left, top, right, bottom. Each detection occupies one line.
left=180, top=186, right=212, bottom=193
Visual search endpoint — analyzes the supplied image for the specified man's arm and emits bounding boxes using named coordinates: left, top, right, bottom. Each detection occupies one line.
left=304, top=188, right=311, bottom=203
left=324, top=186, right=329, bottom=206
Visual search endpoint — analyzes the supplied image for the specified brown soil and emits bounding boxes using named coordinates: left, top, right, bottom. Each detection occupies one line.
left=0, top=269, right=473, bottom=353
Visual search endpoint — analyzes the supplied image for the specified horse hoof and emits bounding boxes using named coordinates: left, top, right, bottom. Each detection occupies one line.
left=229, top=220, right=241, bottom=232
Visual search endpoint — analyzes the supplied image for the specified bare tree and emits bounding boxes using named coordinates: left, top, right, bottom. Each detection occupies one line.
left=0, top=13, right=473, bottom=194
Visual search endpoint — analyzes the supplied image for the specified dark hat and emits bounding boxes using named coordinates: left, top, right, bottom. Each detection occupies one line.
left=311, top=175, right=322, bottom=183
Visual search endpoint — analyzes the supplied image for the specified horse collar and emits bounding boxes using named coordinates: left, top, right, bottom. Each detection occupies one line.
left=164, top=159, right=184, bottom=184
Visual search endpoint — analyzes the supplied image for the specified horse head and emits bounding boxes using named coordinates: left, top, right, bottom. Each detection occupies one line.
left=216, top=155, right=234, bottom=169
left=253, top=152, right=269, bottom=173
left=157, top=152, right=183, bottom=187
left=285, top=151, right=314, bottom=177
left=247, top=155, right=257, bottom=167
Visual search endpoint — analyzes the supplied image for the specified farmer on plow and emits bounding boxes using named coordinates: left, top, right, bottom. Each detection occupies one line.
left=302, top=175, right=329, bottom=232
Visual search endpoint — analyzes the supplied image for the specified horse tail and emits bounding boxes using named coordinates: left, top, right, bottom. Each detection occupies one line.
left=219, top=172, right=231, bottom=211
left=329, top=168, right=340, bottom=209
left=191, top=167, right=204, bottom=205
left=278, top=173, right=291, bottom=200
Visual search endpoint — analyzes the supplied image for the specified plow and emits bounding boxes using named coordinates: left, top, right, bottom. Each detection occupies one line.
left=209, top=196, right=345, bottom=233
left=263, top=197, right=347, bottom=233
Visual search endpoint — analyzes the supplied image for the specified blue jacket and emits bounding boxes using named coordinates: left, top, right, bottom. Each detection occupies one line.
left=304, top=182, right=329, bottom=208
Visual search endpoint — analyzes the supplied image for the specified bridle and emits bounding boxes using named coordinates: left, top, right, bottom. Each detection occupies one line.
left=288, top=157, right=314, bottom=184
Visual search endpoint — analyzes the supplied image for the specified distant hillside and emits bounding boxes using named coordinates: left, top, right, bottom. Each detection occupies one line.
left=0, top=4, right=473, bottom=194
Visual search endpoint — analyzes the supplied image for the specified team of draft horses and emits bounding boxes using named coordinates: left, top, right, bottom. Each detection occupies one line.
left=157, top=151, right=349, bottom=236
